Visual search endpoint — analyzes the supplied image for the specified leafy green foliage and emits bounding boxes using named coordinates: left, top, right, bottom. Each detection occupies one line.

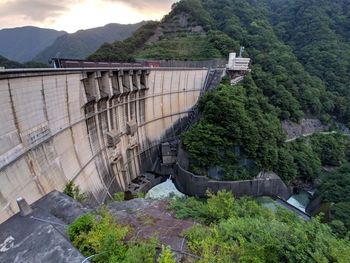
left=67, top=209, right=163, bottom=262
left=317, top=164, right=350, bottom=203
left=317, top=164, right=350, bottom=236
left=171, top=190, right=350, bottom=262
left=265, top=0, right=350, bottom=126
left=157, top=245, right=176, bottom=263
left=113, top=192, right=125, bottom=201
left=123, top=238, right=158, bottom=263
left=288, top=139, right=321, bottom=181
left=134, top=192, right=146, bottom=199
left=63, top=181, right=86, bottom=202
left=169, top=0, right=214, bottom=29
left=182, top=82, right=286, bottom=180
left=310, top=134, right=349, bottom=166
left=183, top=78, right=349, bottom=182
left=169, top=197, right=209, bottom=224
left=137, top=34, right=222, bottom=61
left=331, top=203, right=350, bottom=237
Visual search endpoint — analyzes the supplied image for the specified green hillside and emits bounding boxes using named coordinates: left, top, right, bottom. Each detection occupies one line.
left=34, top=22, right=145, bottom=63
left=89, top=1, right=239, bottom=61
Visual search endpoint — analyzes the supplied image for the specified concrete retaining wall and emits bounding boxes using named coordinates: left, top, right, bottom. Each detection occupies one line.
left=174, top=146, right=291, bottom=200
left=0, top=68, right=208, bottom=223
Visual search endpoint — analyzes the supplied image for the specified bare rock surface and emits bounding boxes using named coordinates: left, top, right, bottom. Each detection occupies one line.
left=0, top=192, right=194, bottom=262
left=107, top=199, right=194, bottom=252
left=282, top=118, right=328, bottom=140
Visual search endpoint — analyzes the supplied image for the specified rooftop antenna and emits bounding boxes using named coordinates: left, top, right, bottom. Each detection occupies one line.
left=239, top=46, right=245, bottom=58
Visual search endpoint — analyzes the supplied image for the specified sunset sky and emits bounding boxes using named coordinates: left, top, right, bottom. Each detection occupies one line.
left=0, top=0, right=179, bottom=33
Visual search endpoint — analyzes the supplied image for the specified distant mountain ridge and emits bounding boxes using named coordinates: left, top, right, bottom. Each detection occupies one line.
left=34, top=22, right=146, bottom=63
left=0, top=55, right=48, bottom=69
left=0, top=22, right=145, bottom=65
left=0, top=26, right=66, bottom=62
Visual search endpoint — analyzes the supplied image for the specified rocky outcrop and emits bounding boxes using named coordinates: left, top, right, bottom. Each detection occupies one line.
left=0, top=191, right=87, bottom=263
left=108, top=199, right=194, bottom=252
left=0, top=191, right=195, bottom=263
left=282, top=118, right=329, bottom=140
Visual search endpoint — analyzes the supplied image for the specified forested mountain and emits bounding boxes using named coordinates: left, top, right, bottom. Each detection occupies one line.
left=262, top=0, right=350, bottom=127
left=34, top=22, right=145, bottom=63
left=0, top=55, right=48, bottom=69
left=0, top=26, right=65, bottom=62
left=89, top=1, right=239, bottom=61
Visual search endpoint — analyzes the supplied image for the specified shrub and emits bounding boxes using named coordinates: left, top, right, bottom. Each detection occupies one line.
left=67, top=209, right=163, bottom=262
left=63, top=181, right=86, bottom=202
left=113, top=192, right=125, bottom=201
left=124, top=238, right=158, bottom=263
left=157, top=245, right=176, bottom=263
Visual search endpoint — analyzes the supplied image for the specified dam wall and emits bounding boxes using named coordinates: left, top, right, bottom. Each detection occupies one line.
left=0, top=67, right=208, bottom=223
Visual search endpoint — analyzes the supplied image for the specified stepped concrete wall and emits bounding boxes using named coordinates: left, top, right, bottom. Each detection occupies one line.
left=0, top=68, right=208, bottom=223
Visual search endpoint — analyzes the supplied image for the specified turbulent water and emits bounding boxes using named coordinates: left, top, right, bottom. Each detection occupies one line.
left=287, top=190, right=312, bottom=213
left=146, top=179, right=185, bottom=200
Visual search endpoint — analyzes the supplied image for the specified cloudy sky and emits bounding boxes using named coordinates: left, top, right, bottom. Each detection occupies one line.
left=0, top=0, right=178, bottom=33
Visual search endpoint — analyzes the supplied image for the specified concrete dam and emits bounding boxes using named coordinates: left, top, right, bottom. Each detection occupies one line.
left=0, top=66, right=217, bottom=223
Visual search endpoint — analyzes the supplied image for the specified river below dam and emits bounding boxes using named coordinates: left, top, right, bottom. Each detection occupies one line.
left=145, top=178, right=185, bottom=200
left=286, top=190, right=313, bottom=213
left=145, top=177, right=312, bottom=219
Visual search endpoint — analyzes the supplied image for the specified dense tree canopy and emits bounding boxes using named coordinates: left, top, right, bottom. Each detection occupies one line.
left=182, top=79, right=349, bottom=182
left=316, top=164, right=350, bottom=237
left=170, top=190, right=350, bottom=262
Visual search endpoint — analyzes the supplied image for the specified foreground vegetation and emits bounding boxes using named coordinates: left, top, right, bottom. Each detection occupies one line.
left=67, top=208, right=176, bottom=263
left=67, top=191, right=350, bottom=262
left=170, top=190, right=350, bottom=262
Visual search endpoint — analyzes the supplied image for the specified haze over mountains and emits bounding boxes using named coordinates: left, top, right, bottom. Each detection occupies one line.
left=0, top=22, right=145, bottom=64
left=0, top=26, right=65, bottom=62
